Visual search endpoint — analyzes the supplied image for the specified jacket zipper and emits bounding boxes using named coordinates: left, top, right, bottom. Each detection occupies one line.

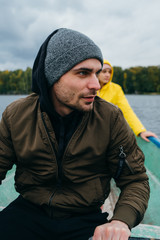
left=115, top=145, right=134, bottom=179
left=41, top=113, right=60, bottom=209
left=125, top=159, right=134, bottom=174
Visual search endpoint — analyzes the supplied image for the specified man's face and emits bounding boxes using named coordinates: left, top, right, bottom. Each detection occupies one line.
left=98, top=64, right=112, bottom=86
left=50, top=58, right=101, bottom=116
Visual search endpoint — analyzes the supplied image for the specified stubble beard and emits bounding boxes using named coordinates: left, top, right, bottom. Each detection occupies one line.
left=54, top=88, right=95, bottom=114
left=64, top=98, right=94, bottom=113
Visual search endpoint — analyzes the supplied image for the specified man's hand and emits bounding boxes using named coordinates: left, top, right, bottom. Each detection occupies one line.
left=92, top=220, right=131, bottom=240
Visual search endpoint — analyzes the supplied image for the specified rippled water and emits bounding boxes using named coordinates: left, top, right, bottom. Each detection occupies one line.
left=0, top=94, right=160, bottom=137
left=126, top=94, right=160, bottom=138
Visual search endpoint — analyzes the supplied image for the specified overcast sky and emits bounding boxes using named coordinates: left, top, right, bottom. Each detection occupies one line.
left=1, top=0, right=160, bottom=70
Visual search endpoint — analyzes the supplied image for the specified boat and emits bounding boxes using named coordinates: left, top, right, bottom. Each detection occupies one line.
left=130, top=136, right=160, bottom=239
left=0, top=137, right=160, bottom=239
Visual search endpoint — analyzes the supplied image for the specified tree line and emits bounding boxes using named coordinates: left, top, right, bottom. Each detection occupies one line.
left=0, top=68, right=32, bottom=94
left=0, top=65, right=160, bottom=94
left=113, top=65, right=160, bottom=94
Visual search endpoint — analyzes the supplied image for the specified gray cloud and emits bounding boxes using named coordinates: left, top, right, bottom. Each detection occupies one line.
left=0, top=0, right=160, bottom=70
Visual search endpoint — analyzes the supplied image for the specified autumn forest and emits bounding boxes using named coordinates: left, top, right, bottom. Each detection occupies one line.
left=0, top=65, right=160, bottom=94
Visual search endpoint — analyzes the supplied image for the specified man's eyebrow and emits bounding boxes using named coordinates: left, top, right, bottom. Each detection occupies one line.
left=96, top=69, right=102, bottom=74
left=72, top=67, right=102, bottom=73
left=72, top=67, right=93, bottom=72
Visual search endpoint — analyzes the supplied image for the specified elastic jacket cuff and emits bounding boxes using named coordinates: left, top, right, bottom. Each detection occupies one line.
left=110, top=205, right=140, bottom=229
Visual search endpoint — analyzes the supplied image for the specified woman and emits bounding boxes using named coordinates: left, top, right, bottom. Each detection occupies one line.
left=98, top=59, right=157, bottom=142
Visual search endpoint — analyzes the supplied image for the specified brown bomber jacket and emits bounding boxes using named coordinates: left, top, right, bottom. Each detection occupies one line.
left=0, top=93, right=150, bottom=229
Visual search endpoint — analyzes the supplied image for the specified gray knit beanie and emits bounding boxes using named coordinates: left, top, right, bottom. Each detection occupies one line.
left=44, top=28, right=103, bottom=87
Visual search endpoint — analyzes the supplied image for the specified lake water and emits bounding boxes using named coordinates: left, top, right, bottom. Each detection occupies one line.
left=0, top=94, right=160, bottom=138
left=126, top=94, right=160, bottom=138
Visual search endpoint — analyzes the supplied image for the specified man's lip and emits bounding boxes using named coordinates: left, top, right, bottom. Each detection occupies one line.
left=82, top=95, right=96, bottom=102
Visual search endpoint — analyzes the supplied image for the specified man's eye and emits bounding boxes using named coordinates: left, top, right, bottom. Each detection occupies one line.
left=79, top=71, right=88, bottom=76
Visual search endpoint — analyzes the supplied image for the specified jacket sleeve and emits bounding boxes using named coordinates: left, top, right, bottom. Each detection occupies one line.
left=0, top=108, right=16, bottom=183
left=107, top=108, right=150, bottom=229
left=115, top=86, right=146, bottom=136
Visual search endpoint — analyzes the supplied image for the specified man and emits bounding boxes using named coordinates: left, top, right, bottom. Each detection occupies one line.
left=98, top=59, right=158, bottom=142
left=0, top=28, right=149, bottom=240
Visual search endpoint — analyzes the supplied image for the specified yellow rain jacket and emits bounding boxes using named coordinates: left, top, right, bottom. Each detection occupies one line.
left=98, top=60, right=146, bottom=136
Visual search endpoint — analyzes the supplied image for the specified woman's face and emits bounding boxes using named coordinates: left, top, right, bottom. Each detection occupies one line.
left=98, top=64, right=112, bottom=86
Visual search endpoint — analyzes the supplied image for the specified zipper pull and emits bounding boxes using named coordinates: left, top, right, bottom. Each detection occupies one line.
left=119, top=145, right=126, bottom=159
left=119, top=146, right=134, bottom=174
left=115, top=145, right=126, bottom=179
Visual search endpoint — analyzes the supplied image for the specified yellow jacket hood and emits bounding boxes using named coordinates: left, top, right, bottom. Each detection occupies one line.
left=98, top=60, right=146, bottom=136
left=103, top=59, right=114, bottom=83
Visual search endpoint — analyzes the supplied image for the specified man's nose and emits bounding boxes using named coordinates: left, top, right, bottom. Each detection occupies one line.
left=88, top=75, right=101, bottom=90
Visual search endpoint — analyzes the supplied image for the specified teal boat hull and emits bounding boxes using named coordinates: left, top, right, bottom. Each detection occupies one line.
left=131, top=223, right=160, bottom=239
left=136, top=137, right=160, bottom=226
left=0, top=165, right=18, bottom=211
